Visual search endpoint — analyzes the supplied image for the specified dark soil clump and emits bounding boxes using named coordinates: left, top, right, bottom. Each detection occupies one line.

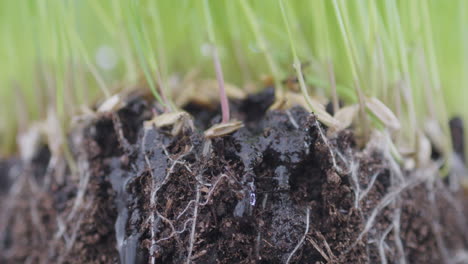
left=1, top=90, right=468, bottom=263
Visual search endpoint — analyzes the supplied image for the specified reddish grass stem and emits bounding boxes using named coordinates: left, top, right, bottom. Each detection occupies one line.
left=212, top=45, right=230, bottom=123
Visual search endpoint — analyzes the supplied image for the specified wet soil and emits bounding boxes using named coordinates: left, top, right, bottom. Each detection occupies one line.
left=450, top=117, right=465, bottom=162
left=1, top=90, right=468, bottom=263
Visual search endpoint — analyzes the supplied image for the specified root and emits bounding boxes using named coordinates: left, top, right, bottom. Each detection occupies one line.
left=154, top=212, right=193, bottom=243
left=66, top=160, right=90, bottom=222
left=28, top=191, right=46, bottom=243
left=285, top=207, right=310, bottom=264
left=147, top=168, right=229, bottom=263
left=392, top=207, right=406, bottom=264
left=148, top=146, right=193, bottom=202
left=255, top=193, right=269, bottom=261
left=186, top=184, right=201, bottom=264
left=143, top=128, right=227, bottom=263
left=335, top=148, right=351, bottom=169
left=286, top=110, right=299, bottom=129
left=307, top=231, right=336, bottom=263
left=147, top=164, right=229, bottom=263
left=358, top=172, right=380, bottom=202
left=437, top=180, right=468, bottom=241
left=143, top=131, right=193, bottom=264
left=176, top=200, right=196, bottom=220
left=382, top=132, right=404, bottom=184
left=52, top=200, right=92, bottom=264
left=315, top=120, right=341, bottom=173
left=378, top=224, right=393, bottom=264
left=42, top=155, right=58, bottom=188
left=66, top=132, right=93, bottom=223
left=427, top=180, right=450, bottom=263
left=448, top=153, right=466, bottom=191
left=307, top=237, right=330, bottom=262
left=112, top=113, right=133, bottom=153
left=199, top=174, right=228, bottom=206
left=349, top=161, right=361, bottom=208
left=66, top=200, right=91, bottom=252
left=347, top=178, right=421, bottom=253
left=315, top=230, right=337, bottom=261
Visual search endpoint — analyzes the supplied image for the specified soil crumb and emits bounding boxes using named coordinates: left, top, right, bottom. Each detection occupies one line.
left=1, top=89, right=468, bottom=263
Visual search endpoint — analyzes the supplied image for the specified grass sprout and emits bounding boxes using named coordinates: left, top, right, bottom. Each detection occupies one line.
left=0, top=0, right=466, bottom=169
left=203, top=0, right=230, bottom=123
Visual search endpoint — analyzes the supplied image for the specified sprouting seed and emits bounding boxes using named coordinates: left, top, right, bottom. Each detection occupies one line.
left=334, top=104, right=359, bottom=130
left=174, top=78, right=246, bottom=109
left=144, top=111, right=194, bottom=136
left=285, top=92, right=340, bottom=129
left=365, top=97, right=401, bottom=131
left=204, top=121, right=244, bottom=138
left=97, top=94, right=124, bottom=113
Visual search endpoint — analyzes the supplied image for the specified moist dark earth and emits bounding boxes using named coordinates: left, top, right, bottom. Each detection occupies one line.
left=1, top=89, right=468, bottom=263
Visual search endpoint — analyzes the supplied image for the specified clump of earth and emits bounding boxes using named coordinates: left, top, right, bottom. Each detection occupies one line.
left=1, top=89, right=467, bottom=263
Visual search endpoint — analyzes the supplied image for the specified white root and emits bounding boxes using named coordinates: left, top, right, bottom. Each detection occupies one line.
left=112, top=113, right=132, bottom=152
left=199, top=174, right=228, bottom=206
left=255, top=194, right=269, bottom=261
left=427, top=180, right=451, bottom=263
left=151, top=147, right=193, bottom=201
left=66, top=161, right=90, bottom=222
left=307, top=231, right=336, bottom=263
left=65, top=126, right=93, bottom=224
left=66, top=200, right=92, bottom=251
left=349, top=161, right=361, bottom=208
left=383, top=133, right=405, bottom=184
left=334, top=148, right=351, bottom=169
left=307, top=236, right=330, bottom=262
left=186, top=184, right=201, bottom=264
left=28, top=192, right=46, bottom=242
left=437, top=180, right=468, bottom=238
left=143, top=127, right=192, bottom=264
left=286, top=207, right=310, bottom=264
left=393, top=207, right=406, bottom=264
left=176, top=200, right=196, bottom=220
left=153, top=172, right=227, bottom=245
left=143, top=125, right=227, bottom=264
left=348, top=178, right=421, bottom=253
left=314, top=230, right=337, bottom=261
left=46, top=131, right=92, bottom=260
left=285, top=110, right=299, bottom=129
left=154, top=212, right=194, bottom=243
left=378, top=224, right=393, bottom=264
left=315, top=120, right=342, bottom=173
left=359, top=172, right=380, bottom=202
left=54, top=216, right=67, bottom=241
left=175, top=173, right=228, bottom=219
left=42, top=155, right=58, bottom=188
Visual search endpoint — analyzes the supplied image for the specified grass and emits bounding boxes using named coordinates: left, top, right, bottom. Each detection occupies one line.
left=0, top=0, right=466, bottom=169
left=203, top=0, right=230, bottom=123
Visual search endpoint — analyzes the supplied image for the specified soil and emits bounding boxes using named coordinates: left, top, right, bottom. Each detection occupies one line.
left=450, top=117, right=465, bottom=162
left=1, top=89, right=468, bottom=263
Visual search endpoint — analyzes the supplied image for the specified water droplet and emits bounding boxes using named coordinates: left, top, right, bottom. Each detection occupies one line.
left=250, top=192, right=256, bottom=206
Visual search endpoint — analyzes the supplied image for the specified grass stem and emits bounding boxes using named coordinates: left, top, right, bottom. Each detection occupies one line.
left=203, top=0, right=230, bottom=123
